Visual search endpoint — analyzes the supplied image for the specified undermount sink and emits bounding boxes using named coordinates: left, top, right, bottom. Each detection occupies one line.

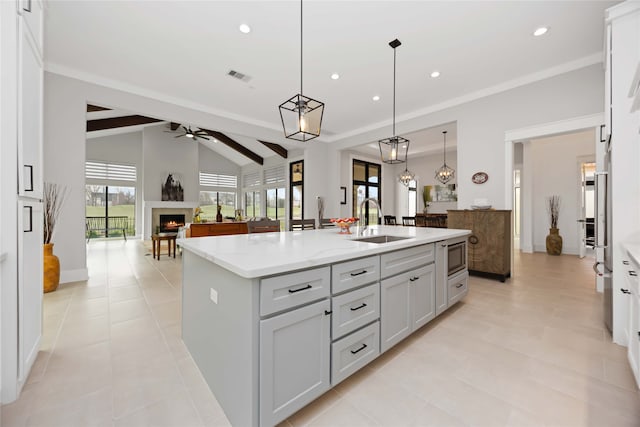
left=352, top=235, right=410, bottom=244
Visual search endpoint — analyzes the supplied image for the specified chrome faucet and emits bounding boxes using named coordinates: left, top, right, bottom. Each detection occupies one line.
left=359, top=198, right=383, bottom=236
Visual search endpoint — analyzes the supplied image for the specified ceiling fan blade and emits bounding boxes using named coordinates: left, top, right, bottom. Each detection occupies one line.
left=199, top=135, right=211, bottom=140
left=174, top=134, right=184, bottom=138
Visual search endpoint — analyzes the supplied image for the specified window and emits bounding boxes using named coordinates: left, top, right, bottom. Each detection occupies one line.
left=85, top=161, right=137, bottom=238
left=408, top=179, right=417, bottom=216
left=245, top=191, right=261, bottom=218
left=199, top=172, right=237, bottom=220
left=264, top=166, right=286, bottom=228
left=352, top=159, right=381, bottom=225
left=290, top=161, right=303, bottom=220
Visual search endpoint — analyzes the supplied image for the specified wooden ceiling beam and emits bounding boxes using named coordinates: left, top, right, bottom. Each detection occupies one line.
left=202, top=129, right=264, bottom=165
left=86, top=115, right=163, bottom=132
left=257, top=140, right=288, bottom=159
left=86, top=104, right=112, bottom=112
left=170, top=122, right=181, bottom=131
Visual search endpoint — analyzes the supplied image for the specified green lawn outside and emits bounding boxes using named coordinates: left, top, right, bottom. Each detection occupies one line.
left=86, top=205, right=135, bottom=237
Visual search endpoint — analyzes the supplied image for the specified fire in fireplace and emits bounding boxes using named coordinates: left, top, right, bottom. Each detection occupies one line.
left=159, top=214, right=185, bottom=232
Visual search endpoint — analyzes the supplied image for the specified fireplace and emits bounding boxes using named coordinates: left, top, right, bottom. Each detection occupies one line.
left=159, top=214, right=185, bottom=233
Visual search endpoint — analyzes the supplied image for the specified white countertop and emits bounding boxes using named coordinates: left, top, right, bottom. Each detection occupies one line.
left=178, top=225, right=470, bottom=278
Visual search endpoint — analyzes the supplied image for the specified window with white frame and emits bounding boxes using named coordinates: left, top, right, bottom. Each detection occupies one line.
left=243, top=171, right=262, bottom=218
left=264, top=165, right=286, bottom=221
left=199, top=172, right=238, bottom=220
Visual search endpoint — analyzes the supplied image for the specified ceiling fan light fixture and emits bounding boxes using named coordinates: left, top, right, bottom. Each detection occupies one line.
left=435, top=130, right=455, bottom=184
left=378, top=38, right=409, bottom=164
left=278, top=0, right=324, bottom=142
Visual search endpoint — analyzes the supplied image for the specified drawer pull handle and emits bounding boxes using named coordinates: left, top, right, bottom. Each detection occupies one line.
left=324, top=310, right=332, bottom=316
left=469, top=235, right=479, bottom=245
left=288, top=284, right=312, bottom=293
left=350, top=303, right=367, bottom=311
left=629, top=271, right=637, bottom=277
left=623, top=260, right=630, bottom=265
left=350, top=343, right=367, bottom=354
left=455, top=283, right=464, bottom=288
left=621, top=288, right=631, bottom=294
left=350, top=270, right=367, bottom=277
left=409, top=276, right=419, bottom=282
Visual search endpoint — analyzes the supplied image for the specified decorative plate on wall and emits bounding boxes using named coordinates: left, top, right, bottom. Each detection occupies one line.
left=472, top=172, right=489, bottom=184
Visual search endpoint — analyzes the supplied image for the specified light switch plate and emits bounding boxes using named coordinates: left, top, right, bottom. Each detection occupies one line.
left=210, top=288, right=218, bottom=304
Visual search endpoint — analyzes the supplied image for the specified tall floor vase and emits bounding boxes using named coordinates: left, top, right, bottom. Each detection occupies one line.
left=546, top=228, right=563, bottom=256
left=43, top=243, right=60, bottom=293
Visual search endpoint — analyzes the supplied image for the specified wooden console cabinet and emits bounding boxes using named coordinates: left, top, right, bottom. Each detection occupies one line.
left=189, top=222, right=248, bottom=237
left=447, top=210, right=511, bottom=282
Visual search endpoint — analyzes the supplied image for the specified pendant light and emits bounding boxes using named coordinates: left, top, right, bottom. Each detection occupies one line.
left=279, top=0, right=324, bottom=142
left=378, top=39, right=409, bottom=164
left=399, top=165, right=415, bottom=187
left=435, top=130, right=455, bottom=184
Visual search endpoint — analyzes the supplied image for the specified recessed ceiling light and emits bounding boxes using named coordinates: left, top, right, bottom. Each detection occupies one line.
left=533, top=27, right=548, bottom=37
left=372, top=95, right=380, bottom=101
left=430, top=71, right=440, bottom=78
left=331, top=73, right=340, bottom=80
left=239, top=24, right=251, bottom=34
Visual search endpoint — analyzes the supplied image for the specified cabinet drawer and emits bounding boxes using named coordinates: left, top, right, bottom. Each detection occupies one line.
left=332, top=283, right=380, bottom=339
left=261, top=267, right=330, bottom=316
left=332, top=256, right=380, bottom=294
left=380, top=244, right=435, bottom=279
left=448, top=271, right=469, bottom=306
left=331, top=321, right=379, bottom=385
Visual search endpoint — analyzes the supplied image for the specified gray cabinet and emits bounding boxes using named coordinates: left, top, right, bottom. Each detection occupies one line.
left=435, top=242, right=448, bottom=315
left=381, top=264, right=435, bottom=353
left=259, top=299, right=331, bottom=427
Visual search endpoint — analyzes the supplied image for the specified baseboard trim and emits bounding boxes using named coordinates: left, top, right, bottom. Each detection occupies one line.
left=60, top=268, right=89, bottom=284
left=533, top=244, right=579, bottom=255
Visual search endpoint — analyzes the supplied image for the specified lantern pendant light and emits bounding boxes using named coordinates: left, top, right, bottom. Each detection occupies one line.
left=399, top=165, right=415, bottom=187
left=278, top=0, right=324, bottom=142
left=435, top=130, right=455, bottom=184
left=378, top=39, right=409, bottom=164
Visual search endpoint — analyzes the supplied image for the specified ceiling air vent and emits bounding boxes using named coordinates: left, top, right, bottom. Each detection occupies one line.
left=227, top=70, right=251, bottom=82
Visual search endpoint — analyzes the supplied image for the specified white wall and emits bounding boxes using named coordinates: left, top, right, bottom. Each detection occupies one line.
left=333, top=65, right=604, bottom=212
left=142, top=125, right=199, bottom=203
left=528, top=130, right=595, bottom=255
left=393, top=149, right=459, bottom=215
left=86, top=131, right=143, bottom=236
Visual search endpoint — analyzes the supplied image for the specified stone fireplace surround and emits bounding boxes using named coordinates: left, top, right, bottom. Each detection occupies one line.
left=143, top=201, right=198, bottom=239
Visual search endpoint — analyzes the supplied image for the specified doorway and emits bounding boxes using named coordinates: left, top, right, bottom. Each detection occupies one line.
left=504, top=113, right=604, bottom=276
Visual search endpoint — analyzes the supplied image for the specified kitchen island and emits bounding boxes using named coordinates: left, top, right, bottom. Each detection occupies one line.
left=178, top=225, right=470, bottom=426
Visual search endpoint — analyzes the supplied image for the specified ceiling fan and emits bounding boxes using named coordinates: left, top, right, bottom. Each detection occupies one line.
left=168, top=125, right=211, bottom=141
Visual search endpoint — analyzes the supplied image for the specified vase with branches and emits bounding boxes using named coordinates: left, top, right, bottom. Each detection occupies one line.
left=43, top=182, right=68, bottom=292
left=546, top=195, right=562, bottom=255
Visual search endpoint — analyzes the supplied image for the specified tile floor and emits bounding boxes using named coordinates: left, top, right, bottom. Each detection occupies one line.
left=2, top=240, right=640, bottom=426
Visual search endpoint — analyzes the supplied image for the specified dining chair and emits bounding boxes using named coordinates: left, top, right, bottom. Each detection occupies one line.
left=320, top=218, right=336, bottom=228
left=247, top=219, right=280, bottom=233
left=383, top=215, right=397, bottom=225
left=402, top=216, right=416, bottom=226
left=289, top=219, right=316, bottom=231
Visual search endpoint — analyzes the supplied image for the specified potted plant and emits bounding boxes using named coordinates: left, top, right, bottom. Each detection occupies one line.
left=546, top=195, right=562, bottom=255
left=43, top=182, right=68, bottom=292
left=422, top=186, right=432, bottom=214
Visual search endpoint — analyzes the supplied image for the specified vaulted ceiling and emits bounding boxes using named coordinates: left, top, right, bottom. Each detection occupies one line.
left=52, top=1, right=617, bottom=157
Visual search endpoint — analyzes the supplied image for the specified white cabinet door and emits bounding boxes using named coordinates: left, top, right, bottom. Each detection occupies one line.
left=17, top=18, right=43, bottom=199
left=435, top=242, right=448, bottom=315
left=17, top=200, right=43, bottom=387
left=259, top=299, right=331, bottom=427
left=17, top=0, right=42, bottom=57
left=381, top=272, right=411, bottom=353
left=381, top=264, right=436, bottom=353
left=410, top=264, right=436, bottom=330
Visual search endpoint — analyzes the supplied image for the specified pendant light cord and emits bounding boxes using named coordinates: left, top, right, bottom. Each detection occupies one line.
left=300, top=0, right=303, bottom=97
left=392, top=46, right=396, bottom=137
left=443, top=131, right=447, bottom=165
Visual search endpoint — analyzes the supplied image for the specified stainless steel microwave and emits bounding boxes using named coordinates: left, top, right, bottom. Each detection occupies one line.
left=448, top=240, right=467, bottom=276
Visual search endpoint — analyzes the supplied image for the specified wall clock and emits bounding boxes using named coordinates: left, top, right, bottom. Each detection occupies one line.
left=472, top=172, right=488, bottom=184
